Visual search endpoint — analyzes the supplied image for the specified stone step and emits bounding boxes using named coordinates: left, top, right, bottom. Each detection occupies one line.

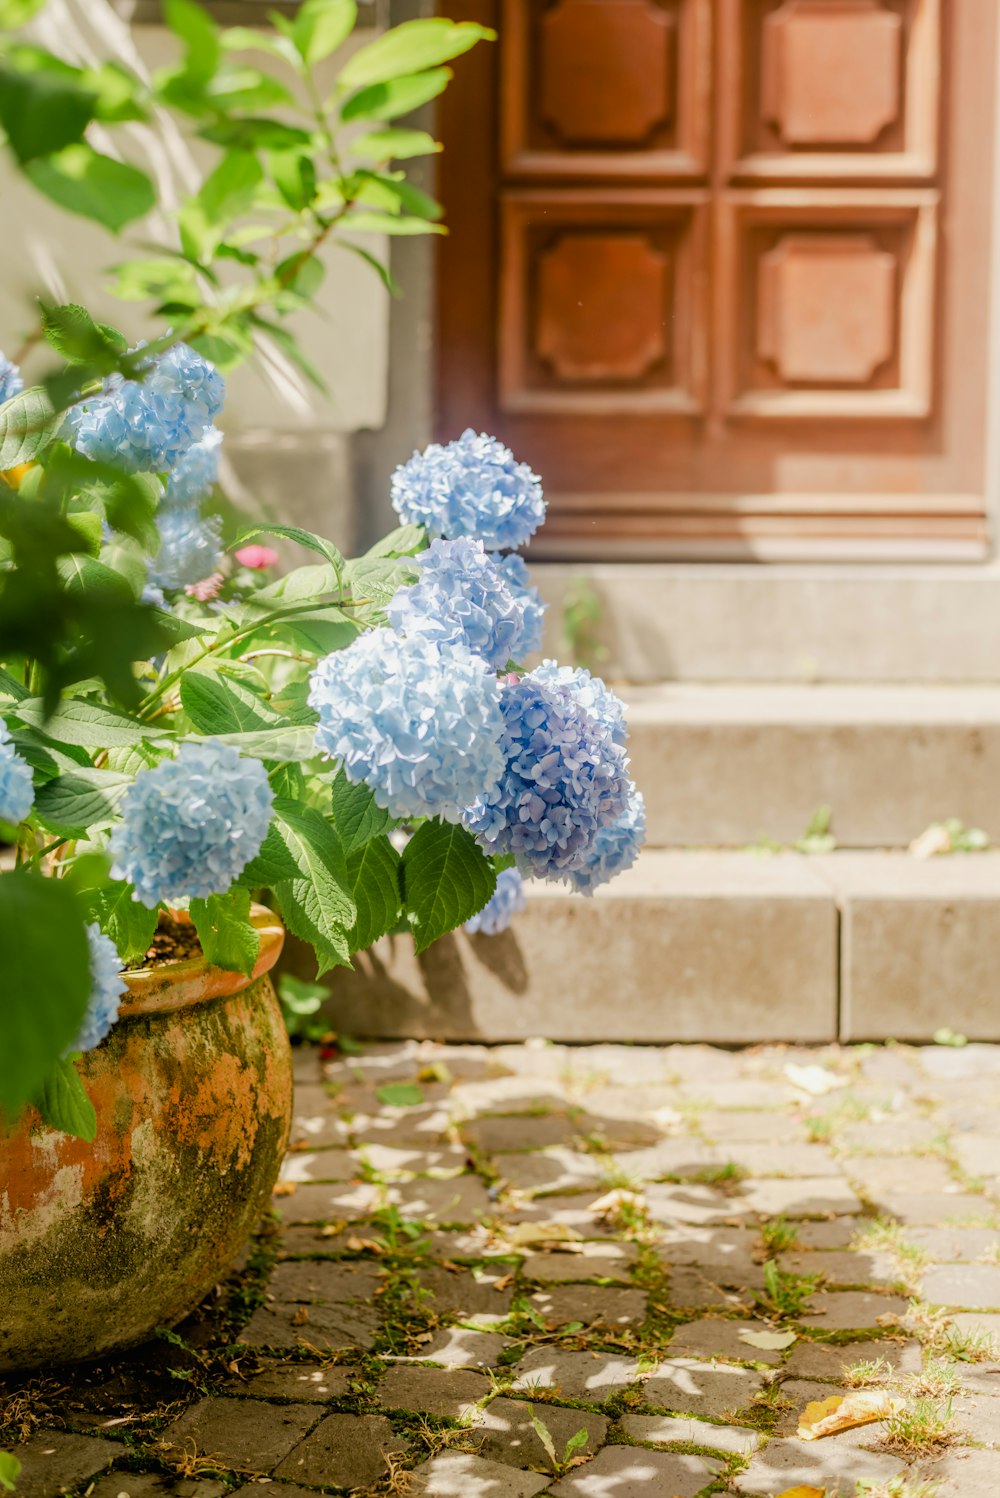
left=323, top=851, right=1000, bottom=1046
left=625, top=683, right=1000, bottom=849
left=534, top=561, right=1000, bottom=683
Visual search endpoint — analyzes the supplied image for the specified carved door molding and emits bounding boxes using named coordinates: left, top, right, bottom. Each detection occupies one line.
left=436, top=0, right=997, bottom=558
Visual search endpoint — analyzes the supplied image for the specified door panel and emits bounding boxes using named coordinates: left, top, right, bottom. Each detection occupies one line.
left=435, top=0, right=996, bottom=558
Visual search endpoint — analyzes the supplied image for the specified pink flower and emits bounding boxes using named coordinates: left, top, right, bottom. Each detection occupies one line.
left=235, top=544, right=279, bottom=570
left=185, top=571, right=225, bottom=601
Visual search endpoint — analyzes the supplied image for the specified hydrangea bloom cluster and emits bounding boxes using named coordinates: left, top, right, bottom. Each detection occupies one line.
left=65, top=924, right=127, bottom=1055
left=568, top=784, right=645, bottom=895
left=163, top=426, right=222, bottom=508
left=309, top=630, right=504, bottom=822
left=464, top=866, right=526, bottom=935
left=0, top=720, right=34, bottom=825
left=0, top=351, right=23, bottom=405
left=110, top=740, right=274, bottom=908
left=388, top=538, right=529, bottom=671
left=65, top=342, right=224, bottom=473
left=392, top=429, right=545, bottom=551
left=531, top=659, right=628, bottom=747
left=149, top=508, right=223, bottom=590
left=463, top=669, right=630, bottom=881
left=492, top=552, right=546, bottom=657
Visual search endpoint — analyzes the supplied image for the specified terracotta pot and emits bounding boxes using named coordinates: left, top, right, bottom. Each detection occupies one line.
left=0, top=906, right=291, bottom=1373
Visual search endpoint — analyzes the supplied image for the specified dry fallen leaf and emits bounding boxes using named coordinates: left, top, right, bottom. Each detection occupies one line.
left=508, top=1222, right=583, bottom=1247
left=589, top=1188, right=645, bottom=1217
left=775, top=1488, right=826, bottom=1498
left=738, top=1328, right=797, bottom=1350
left=784, top=1063, right=847, bottom=1096
left=291, top=1307, right=310, bottom=1326
left=271, top=1181, right=297, bottom=1197
left=345, top=1236, right=384, bottom=1254
left=493, top=1274, right=515, bottom=1292
left=798, top=1389, right=903, bottom=1440
left=910, top=823, right=953, bottom=859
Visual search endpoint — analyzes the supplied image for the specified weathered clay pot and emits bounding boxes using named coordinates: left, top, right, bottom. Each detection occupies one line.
left=0, top=906, right=292, bottom=1373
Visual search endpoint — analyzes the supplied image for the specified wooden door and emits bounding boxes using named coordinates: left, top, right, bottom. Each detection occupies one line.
left=435, top=0, right=999, bottom=559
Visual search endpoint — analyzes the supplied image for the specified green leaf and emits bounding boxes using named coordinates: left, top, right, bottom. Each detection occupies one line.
left=365, top=523, right=427, bottom=559
left=239, top=818, right=302, bottom=886
left=400, top=822, right=496, bottom=954
left=330, top=770, right=391, bottom=854
left=27, top=144, right=156, bottom=231
left=269, top=800, right=356, bottom=975
left=345, top=833, right=401, bottom=950
left=375, top=1081, right=424, bottom=1108
left=0, top=385, right=60, bottom=468
left=352, top=127, right=441, bottom=161
left=181, top=668, right=282, bottom=735
left=0, top=55, right=96, bottom=163
left=0, top=1452, right=20, bottom=1495
left=57, top=553, right=136, bottom=604
left=268, top=146, right=317, bottom=211
left=163, top=0, right=220, bottom=84
left=292, top=0, right=356, bottom=66
left=343, top=554, right=418, bottom=609
left=278, top=971, right=328, bottom=1014
left=211, top=725, right=318, bottom=762
left=339, top=241, right=400, bottom=297
left=42, top=303, right=126, bottom=366
left=33, top=767, right=133, bottom=836
left=338, top=19, right=493, bottom=90
left=232, top=523, right=344, bottom=581
left=343, top=212, right=445, bottom=236
left=0, top=0, right=47, bottom=26
left=13, top=697, right=168, bottom=749
left=527, top=1407, right=558, bottom=1470
left=0, top=872, right=91, bottom=1113
left=191, top=888, right=260, bottom=976
left=34, top=1056, right=97, bottom=1142
left=180, top=149, right=263, bottom=262
left=339, top=66, right=452, bottom=123
left=90, top=879, right=158, bottom=964
left=220, top=25, right=300, bottom=66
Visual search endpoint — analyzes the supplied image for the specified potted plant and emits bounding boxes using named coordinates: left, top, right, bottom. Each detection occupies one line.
left=0, top=0, right=644, bottom=1383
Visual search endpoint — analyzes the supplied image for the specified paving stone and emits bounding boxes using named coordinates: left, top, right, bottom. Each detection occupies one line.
left=953, top=1134, right=1000, bottom=1179
left=951, top=1394, right=1000, bottom=1444
left=452, top=1077, right=569, bottom=1114
left=666, top=1264, right=754, bottom=1310
left=922, top=1263, right=1000, bottom=1308
left=393, top=1327, right=514, bottom=1368
left=90, top=1479, right=226, bottom=1498
left=665, top=1318, right=788, bottom=1365
left=162, top=1398, right=319, bottom=1471
left=520, top=1247, right=636, bottom=1284
left=740, top=1176, right=863, bottom=1218
left=917, top=1449, right=1000, bottom=1496
left=799, top=1290, right=910, bottom=1329
left=783, top=1337, right=922, bottom=1380
left=722, top=1142, right=843, bottom=1177
left=290, top=1091, right=349, bottom=1149
left=279, top=1148, right=354, bottom=1184
left=230, top=1487, right=322, bottom=1498
left=530, top=1284, right=647, bottom=1329
left=374, top=1365, right=489, bottom=1418
left=276, top=1180, right=380, bottom=1222
left=545, top=1445, right=724, bottom=1498
left=8, top=1432, right=120, bottom=1498
left=680, top=1079, right=798, bottom=1110
left=610, top=1138, right=722, bottom=1181
left=416, top=1263, right=515, bottom=1322
left=908, top=1225, right=1000, bottom=1261
left=657, top=1225, right=763, bottom=1286
left=839, top=1117, right=944, bottom=1153
left=643, top=1182, right=754, bottom=1226
left=864, top=1190, right=992, bottom=1224
left=792, top=1218, right=867, bottom=1249
left=222, top=1360, right=357, bottom=1402
left=349, top=1106, right=453, bottom=1146
left=699, top=1110, right=808, bottom=1143
left=848, top=1155, right=958, bottom=1195
left=781, top=1249, right=902, bottom=1287
left=952, top=1361, right=1000, bottom=1396
left=268, top=1259, right=384, bottom=1305
left=355, top=1143, right=468, bottom=1177
left=732, top=1435, right=905, bottom=1494
left=620, top=1412, right=762, bottom=1455
left=461, top=1114, right=581, bottom=1153
left=509, top=1347, right=644, bottom=1402
left=580, top=1084, right=685, bottom=1121
left=472, top=1396, right=607, bottom=1470
left=273, top=1412, right=407, bottom=1487
left=503, top=1194, right=621, bottom=1233
left=385, top=1175, right=492, bottom=1221
left=920, top=1045, right=1000, bottom=1079
left=948, top=1310, right=1000, bottom=1350
left=409, top=1450, right=550, bottom=1497
left=238, top=1298, right=379, bottom=1351
left=642, top=1359, right=766, bottom=1416
left=494, top=1148, right=604, bottom=1194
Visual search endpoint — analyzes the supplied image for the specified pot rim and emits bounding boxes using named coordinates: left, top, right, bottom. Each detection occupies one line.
left=119, top=904, right=284, bottom=1017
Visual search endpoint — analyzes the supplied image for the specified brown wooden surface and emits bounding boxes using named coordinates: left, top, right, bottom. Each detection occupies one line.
left=435, top=0, right=996, bottom=557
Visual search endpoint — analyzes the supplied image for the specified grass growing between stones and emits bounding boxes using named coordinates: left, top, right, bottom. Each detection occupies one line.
left=879, top=1396, right=958, bottom=1456
left=757, top=1214, right=800, bottom=1255
left=754, top=1259, right=819, bottom=1318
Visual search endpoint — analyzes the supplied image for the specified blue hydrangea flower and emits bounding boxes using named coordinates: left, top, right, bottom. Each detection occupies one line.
left=163, top=426, right=223, bottom=509
left=568, top=784, right=645, bottom=895
left=463, top=669, right=630, bottom=881
left=464, top=866, right=526, bottom=935
left=0, top=720, right=34, bottom=824
left=110, top=740, right=274, bottom=908
left=149, top=508, right=223, bottom=590
left=530, top=659, right=628, bottom=748
left=140, top=581, right=166, bottom=609
left=309, top=630, right=504, bottom=822
left=388, top=538, right=527, bottom=672
left=64, top=342, right=224, bottom=473
left=391, top=429, right=545, bottom=551
left=492, top=552, right=546, bottom=658
left=65, top=923, right=128, bottom=1055
left=0, top=351, right=23, bottom=406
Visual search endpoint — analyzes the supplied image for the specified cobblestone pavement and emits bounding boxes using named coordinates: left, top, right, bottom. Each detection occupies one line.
left=7, top=1041, right=1000, bottom=1497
